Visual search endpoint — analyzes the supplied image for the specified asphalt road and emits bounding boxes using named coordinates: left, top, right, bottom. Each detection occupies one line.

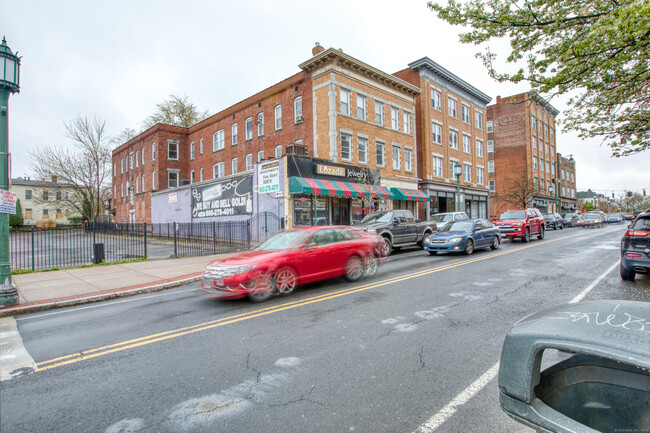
left=2, top=224, right=648, bottom=433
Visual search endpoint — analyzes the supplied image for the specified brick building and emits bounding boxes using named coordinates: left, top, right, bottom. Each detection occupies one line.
left=394, top=58, right=491, bottom=220
left=487, top=92, right=578, bottom=216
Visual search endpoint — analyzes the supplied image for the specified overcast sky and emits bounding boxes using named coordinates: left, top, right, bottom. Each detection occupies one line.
left=3, top=0, right=648, bottom=197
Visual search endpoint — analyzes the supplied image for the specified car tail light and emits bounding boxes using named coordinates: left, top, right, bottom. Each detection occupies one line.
left=626, top=230, right=650, bottom=237
left=625, top=253, right=643, bottom=258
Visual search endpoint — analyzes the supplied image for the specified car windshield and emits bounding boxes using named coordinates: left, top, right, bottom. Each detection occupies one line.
left=431, top=214, right=454, bottom=222
left=498, top=211, right=526, bottom=219
left=255, top=230, right=308, bottom=251
left=633, top=217, right=650, bottom=229
left=359, top=212, right=393, bottom=224
left=543, top=214, right=553, bottom=220
left=564, top=213, right=576, bottom=218
left=441, top=220, right=474, bottom=232
left=582, top=214, right=599, bottom=220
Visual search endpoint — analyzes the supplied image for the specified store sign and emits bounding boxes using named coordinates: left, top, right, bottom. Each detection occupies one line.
left=316, top=164, right=345, bottom=177
left=192, top=175, right=253, bottom=218
left=0, top=189, right=17, bottom=214
left=258, top=161, right=281, bottom=194
left=168, top=192, right=177, bottom=203
left=315, top=164, right=374, bottom=184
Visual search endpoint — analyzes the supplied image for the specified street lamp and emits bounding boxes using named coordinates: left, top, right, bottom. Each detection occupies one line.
left=0, top=37, right=21, bottom=307
left=454, top=162, right=462, bottom=212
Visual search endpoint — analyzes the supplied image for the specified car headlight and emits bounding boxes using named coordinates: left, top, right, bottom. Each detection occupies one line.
left=366, top=228, right=377, bottom=233
left=204, top=264, right=257, bottom=278
left=424, top=236, right=430, bottom=243
left=512, top=222, right=522, bottom=227
left=449, top=237, right=463, bottom=243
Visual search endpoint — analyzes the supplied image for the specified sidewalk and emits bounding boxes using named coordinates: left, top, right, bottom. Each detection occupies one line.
left=0, top=255, right=224, bottom=318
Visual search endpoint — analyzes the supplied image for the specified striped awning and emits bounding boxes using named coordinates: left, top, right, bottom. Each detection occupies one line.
left=289, top=177, right=393, bottom=199
left=390, top=187, right=430, bottom=201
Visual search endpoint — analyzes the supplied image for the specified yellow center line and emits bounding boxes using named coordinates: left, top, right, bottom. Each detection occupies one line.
left=36, top=231, right=588, bottom=372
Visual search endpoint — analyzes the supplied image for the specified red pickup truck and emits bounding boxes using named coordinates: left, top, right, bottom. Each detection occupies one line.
left=493, top=208, right=545, bottom=242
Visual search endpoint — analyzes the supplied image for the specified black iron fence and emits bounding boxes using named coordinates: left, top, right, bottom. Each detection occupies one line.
left=9, top=213, right=283, bottom=271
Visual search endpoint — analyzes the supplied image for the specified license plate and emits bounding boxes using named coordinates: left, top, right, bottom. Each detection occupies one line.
left=215, top=278, right=224, bottom=286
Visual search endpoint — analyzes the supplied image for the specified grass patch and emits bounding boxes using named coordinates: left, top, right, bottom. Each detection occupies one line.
left=11, top=257, right=148, bottom=275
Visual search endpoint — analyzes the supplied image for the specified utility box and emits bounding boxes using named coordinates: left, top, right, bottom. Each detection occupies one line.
left=93, top=243, right=105, bottom=264
left=498, top=300, right=650, bottom=433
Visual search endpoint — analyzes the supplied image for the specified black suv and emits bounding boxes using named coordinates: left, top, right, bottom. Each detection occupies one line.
left=543, top=213, right=564, bottom=230
left=620, top=209, right=650, bottom=281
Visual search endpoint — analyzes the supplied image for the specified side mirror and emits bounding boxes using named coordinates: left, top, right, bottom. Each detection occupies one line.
left=393, top=218, right=400, bottom=226
left=303, top=242, right=318, bottom=250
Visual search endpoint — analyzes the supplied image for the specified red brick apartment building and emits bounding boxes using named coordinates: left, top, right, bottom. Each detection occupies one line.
left=487, top=92, right=578, bottom=217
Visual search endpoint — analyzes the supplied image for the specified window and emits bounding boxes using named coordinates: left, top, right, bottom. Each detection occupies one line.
left=464, top=164, right=472, bottom=183
left=340, top=88, right=350, bottom=115
left=476, top=139, right=484, bottom=158
left=213, top=162, right=225, bottom=179
left=25, top=208, right=32, bottom=219
left=534, top=177, right=539, bottom=190
left=449, top=129, right=459, bottom=150
left=545, top=142, right=549, bottom=154
left=25, top=190, right=31, bottom=199
left=275, top=145, right=282, bottom=158
left=392, top=145, right=401, bottom=170
left=404, top=148, right=413, bottom=172
left=448, top=98, right=457, bottom=118
left=274, top=105, right=282, bottom=130
left=403, top=112, right=412, bottom=134
left=142, top=175, right=145, bottom=191
left=43, top=209, right=49, bottom=218
left=258, top=150, right=264, bottom=162
left=168, top=141, right=178, bottom=160
left=477, top=167, right=484, bottom=185
left=358, top=137, right=368, bottom=164
left=530, top=115, right=537, bottom=130
left=488, top=160, right=495, bottom=173
left=341, top=133, right=352, bottom=161
left=475, top=111, right=484, bottom=130
left=294, top=97, right=303, bottom=123
left=544, top=123, right=549, bottom=136
left=121, top=182, right=124, bottom=197
left=200, top=138, right=204, bottom=154
left=141, top=149, right=145, bottom=165
left=42, top=191, right=49, bottom=200
left=376, top=141, right=385, bottom=166
left=168, top=170, right=179, bottom=188
left=433, top=156, right=443, bottom=177
left=487, top=121, right=493, bottom=133
left=129, top=152, right=134, bottom=169
left=546, top=161, right=550, bottom=173
left=432, top=122, right=442, bottom=144
left=113, top=162, right=116, bottom=176
left=152, top=171, right=156, bottom=190
left=245, top=117, right=253, bottom=140
left=489, top=180, right=495, bottom=191
left=56, top=191, right=62, bottom=201
left=431, top=88, right=441, bottom=110
left=533, top=156, right=538, bottom=169
left=190, top=142, right=195, bottom=160
left=391, top=107, right=399, bottom=130
left=487, top=140, right=494, bottom=153
left=213, top=130, right=225, bottom=152
left=463, top=134, right=471, bottom=154
left=375, top=101, right=383, bottom=125
left=232, top=158, right=238, bottom=175
left=257, top=113, right=264, bottom=136
left=539, top=137, right=543, bottom=150
left=462, top=105, right=470, bottom=123
left=232, top=124, right=238, bottom=145
left=152, top=142, right=156, bottom=160
left=135, top=180, right=139, bottom=194
left=190, top=170, right=195, bottom=184
left=450, top=160, right=459, bottom=178
left=246, top=153, right=253, bottom=171
left=136, top=150, right=139, bottom=167
left=357, top=95, right=366, bottom=120
left=200, top=168, right=204, bottom=182
left=532, top=135, right=537, bottom=149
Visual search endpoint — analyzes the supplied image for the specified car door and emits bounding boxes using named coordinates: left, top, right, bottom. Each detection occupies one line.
left=472, top=220, right=486, bottom=247
left=298, top=229, right=339, bottom=283
left=392, top=211, right=410, bottom=244
left=528, top=210, right=540, bottom=235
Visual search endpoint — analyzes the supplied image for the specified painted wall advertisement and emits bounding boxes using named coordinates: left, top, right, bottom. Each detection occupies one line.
left=258, top=161, right=281, bottom=194
left=191, top=175, right=253, bottom=218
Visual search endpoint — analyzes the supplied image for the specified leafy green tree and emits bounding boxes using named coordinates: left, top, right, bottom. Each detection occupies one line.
left=142, top=94, right=211, bottom=129
left=9, top=199, right=23, bottom=227
left=583, top=202, right=595, bottom=212
left=429, top=0, right=650, bottom=157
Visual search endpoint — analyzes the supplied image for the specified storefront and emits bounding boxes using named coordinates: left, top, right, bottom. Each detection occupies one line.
left=426, top=187, right=488, bottom=219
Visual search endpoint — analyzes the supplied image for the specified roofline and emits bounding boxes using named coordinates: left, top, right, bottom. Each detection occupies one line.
left=529, top=92, right=560, bottom=117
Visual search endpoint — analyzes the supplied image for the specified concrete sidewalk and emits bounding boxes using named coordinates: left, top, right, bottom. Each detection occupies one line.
left=0, top=255, right=224, bottom=318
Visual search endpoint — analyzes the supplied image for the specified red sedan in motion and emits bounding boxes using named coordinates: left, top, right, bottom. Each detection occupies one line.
left=201, top=226, right=386, bottom=302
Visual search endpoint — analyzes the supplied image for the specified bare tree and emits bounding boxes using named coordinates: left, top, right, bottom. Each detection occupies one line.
left=142, top=94, right=211, bottom=129
left=29, top=116, right=112, bottom=222
left=111, top=127, right=138, bottom=147
left=492, top=170, right=538, bottom=212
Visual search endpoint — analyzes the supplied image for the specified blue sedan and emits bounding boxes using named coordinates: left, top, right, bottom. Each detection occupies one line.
left=423, top=219, right=501, bottom=255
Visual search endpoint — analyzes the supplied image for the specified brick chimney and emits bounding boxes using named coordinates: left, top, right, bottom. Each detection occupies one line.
left=52, top=175, right=58, bottom=183
left=312, top=42, right=325, bottom=56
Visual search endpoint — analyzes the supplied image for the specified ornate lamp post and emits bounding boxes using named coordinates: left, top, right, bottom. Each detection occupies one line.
left=0, top=37, right=21, bottom=307
left=454, top=162, right=462, bottom=212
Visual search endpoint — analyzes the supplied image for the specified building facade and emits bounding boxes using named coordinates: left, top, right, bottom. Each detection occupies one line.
left=10, top=177, right=82, bottom=226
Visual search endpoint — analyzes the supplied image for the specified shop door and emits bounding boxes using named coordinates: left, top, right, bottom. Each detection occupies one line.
left=332, top=197, right=350, bottom=225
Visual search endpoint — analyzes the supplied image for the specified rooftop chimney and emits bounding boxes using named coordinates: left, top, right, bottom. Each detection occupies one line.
left=52, top=175, right=58, bottom=183
left=312, top=42, right=325, bottom=57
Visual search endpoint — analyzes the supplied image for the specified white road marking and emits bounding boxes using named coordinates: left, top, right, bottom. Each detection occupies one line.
left=413, top=260, right=619, bottom=432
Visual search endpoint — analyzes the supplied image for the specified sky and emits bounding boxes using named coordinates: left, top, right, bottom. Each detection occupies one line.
left=3, top=0, right=648, bottom=198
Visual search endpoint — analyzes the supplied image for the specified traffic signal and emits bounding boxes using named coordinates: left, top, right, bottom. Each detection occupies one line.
left=644, top=188, right=646, bottom=196
left=612, top=192, right=615, bottom=198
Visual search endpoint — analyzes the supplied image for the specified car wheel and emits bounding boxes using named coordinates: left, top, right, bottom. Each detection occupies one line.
left=417, top=232, right=431, bottom=249
left=344, top=255, right=364, bottom=282
left=274, top=267, right=298, bottom=296
left=620, top=264, right=636, bottom=281
left=464, top=239, right=474, bottom=255
left=247, top=283, right=274, bottom=302
left=537, top=226, right=545, bottom=240
left=382, top=237, right=393, bottom=256
left=522, top=228, right=530, bottom=242
left=491, top=236, right=500, bottom=250
left=560, top=223, right=564, bottom=230
left=362, top=254, right=379, bottom=278
left=428, top=251, right=437, bottom=256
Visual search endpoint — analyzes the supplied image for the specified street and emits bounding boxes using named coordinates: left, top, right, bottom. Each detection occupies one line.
left=1, top=224, right=648, bottom=433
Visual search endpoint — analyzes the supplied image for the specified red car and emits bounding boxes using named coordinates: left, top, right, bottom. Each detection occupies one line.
left=201, top=225, right=386, bottom=302
left=493, top=208, right=545, bottom=242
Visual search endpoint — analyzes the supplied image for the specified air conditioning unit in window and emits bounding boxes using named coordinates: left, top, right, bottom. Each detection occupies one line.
left=295, top=115, right=304, bottom=123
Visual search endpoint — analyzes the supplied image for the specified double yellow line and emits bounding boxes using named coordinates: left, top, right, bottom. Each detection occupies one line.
left=37, top=232, right=585, bottom=372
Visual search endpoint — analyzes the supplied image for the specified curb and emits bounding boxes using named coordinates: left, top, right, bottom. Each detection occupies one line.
left=0, top=273, right=203, bottom=318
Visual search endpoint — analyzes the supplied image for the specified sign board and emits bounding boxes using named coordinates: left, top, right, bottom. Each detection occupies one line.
left=169, top=192, right=177, bottom=203
left=191, top=175, right=253, bottom=218
left=258, top=161, right=281, bottom=194
left=0, top=189, right=17, bottom=214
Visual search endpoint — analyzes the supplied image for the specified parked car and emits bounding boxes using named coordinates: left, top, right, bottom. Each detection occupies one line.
left=429, top=211, right=469, bottom=231
left=620, top=208, right=650, bottom=281
left=423, top=219, right=500, bottom=255
left=493, top=208, right=545, bottom=242
left=606, top=213, right=624, bottom=224
left=355, top=209, right=436, bottom=255
left=562, top=213, right=579, bottom=227
left=576, top=213, right=605, bottom=228
left=543, top=213, right=564, bottom=230
left=201, top=226, right=386, bottom=302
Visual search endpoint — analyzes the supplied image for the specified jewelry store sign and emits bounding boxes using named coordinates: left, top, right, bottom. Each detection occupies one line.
left=316, top=164, right=374, bottom=184
left=258, top=161, right=281, bottom=194
left=192, top=176, right=253, bottom=218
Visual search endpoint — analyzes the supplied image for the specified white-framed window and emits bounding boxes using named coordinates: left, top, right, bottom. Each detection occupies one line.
left=489, top=180, right=495, bottom=191
left=190, top=142, right=195, bottom=160
left=232, top=123, right=238, bottom=145
left=544, top=123, right=549, bottom=136
left=121, top=159, right=124, bottom=174
left=464, top=164, right=472, bottom=183
left=487, top=121, right=493, bottom=133
left=448, top=98, right=458, bottom=118
left=561, top=169, right=566, bottom=180
left=232, top=158, right=238, bottom=175
left=462, top=105, right=470, bottom=123
left=392, top=145, right=401, bottom=170
left=463, top=134, right=472, bottom=154
left=190, top=170, right=195, bottom=184
left=449, top=129, right=459, bottom=150
left=357, top=95, right=366, bottom=120
left=403, top=112, right=412, bottom=134
left=552, top=163, right=556, bottom=176
left=129, top=152, right=134, bottom=169
left=141, top=149, right=145, bottom=165
left=539, top=137, right=543, bottom=150
left=450, top=160, right=459, bottom=178
left=431, top=88, right=441, bottom=110
left=113, top=162, right=116, bottom=177
left=432, top=122, right=442, bottom=144
left=274, top=105, right=282, bottom=130
left=152, top=171, right=156, bottom=190
left=358, top=137, right=368, bottom=164
left=135, top=179, right=139, bottom=194
left=257, top=150, right=264, bottom=162
left=246, top=153, right=253, bottom=171
left=375, top=101, right=383, bottom=125
left=532, top=135, right=537, bottom=148
left=152, top=142, right=156, bottom=160
left=475, top=111, right=484, bottom=130
left=391, top=107, right=399, bottom=130
left=257, top=112, right=264, bottom=137
left=275, top=145, right=282, bottom=158
left=533, top=156, right=538, bottom=169
left=135, top=150, right=139, bottom=168
left=341, top=133, right=352, bottom=161
left=121, top=182, right=123, bottom=197
left=477, top=167, right=484, bottom=185
left=376, top=141, right=385, bottom=167
left=213, top=130, right=225, bottom=152
left=487, top=139, right=494, bottom=153
left=213, top=162, right=225, bottom=179
left=245, top=117, right=253, bottom=140
left=168, top=170, right=179, bottom=188
left=294, top=97, right=303, bottom=123
left=476, top=139, right=484, bottom=158
left=200, top=168, right=204, bottom=182
left=199, top=138, right=203, bottom=154
left=404, top=148, right=413, bottom=172
left=340, top=88, right=350, bottom=115
left=546, top=161, right=550, bottom=173
left=168, top=141, right=178, bottom=160
left=433, top=156, right=443, bottom=178
left=488, top=160, right=495, bottom=173
left=545, top=142, right=549, bottom=154
left=530, top=115, right=537, bottom=130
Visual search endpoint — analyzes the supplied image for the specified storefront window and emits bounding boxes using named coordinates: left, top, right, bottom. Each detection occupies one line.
left=293, top=194, right=313, bottom=226
left=315, top=196, right=329, bottom=225
left=351, top=198, right=378, bottom=224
